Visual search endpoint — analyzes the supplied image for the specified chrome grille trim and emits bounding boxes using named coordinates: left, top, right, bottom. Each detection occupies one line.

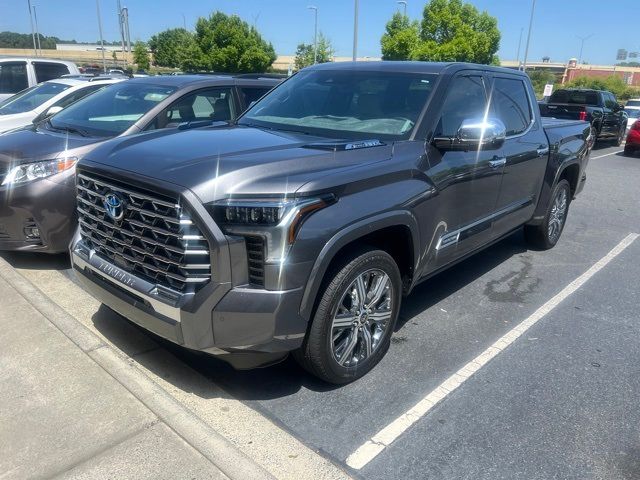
left=76, top=172, right=212, bottom=293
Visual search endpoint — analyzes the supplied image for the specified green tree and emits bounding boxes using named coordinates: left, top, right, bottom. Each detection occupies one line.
left=380, top=0, right=500, bottom=65
left=564, top=75, right=640, bottom=101
left=148, top=28, right=195, bottom=69
left=192, top=12, right=276, bottom=73
left=133, top=41, right=150, bottom=70
left=381, top=13, right=420, bottom=60
left=527, top=70, right=557, bottom=98
left=294, top=33, right=334, bottom=70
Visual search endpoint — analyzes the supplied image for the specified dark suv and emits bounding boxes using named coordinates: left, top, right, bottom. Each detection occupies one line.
left=0, top=75, right=279, bottom=253
left=71, top=62, right=592, bottom=383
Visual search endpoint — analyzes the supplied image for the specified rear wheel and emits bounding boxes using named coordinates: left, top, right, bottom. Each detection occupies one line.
left=294, top=248, right=401, bottom=384
left=624, top=145, right=635, bottom=156
left=614, top=126, right=626, bottom=146
left=524, top=179, right=571, bottom=250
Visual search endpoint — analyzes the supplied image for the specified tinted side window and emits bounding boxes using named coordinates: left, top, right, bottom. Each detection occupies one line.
left=34, top=62, right=71, bottom=83
left=604, top=92, right=617, bottom=109
left=239, top=86, right=271, bottom=109
left=148, top=88, right=236, bottom=130
left=0, top=61, right=28, bottom=94
left=436, top=75, right=487, bottom=137
left=491, top=78, right=532, bottom=136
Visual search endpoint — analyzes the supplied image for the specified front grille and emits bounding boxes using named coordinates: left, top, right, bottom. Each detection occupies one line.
left=245, top=236, right=265, bottom=287
left=76, top=173, right=211, bottom=294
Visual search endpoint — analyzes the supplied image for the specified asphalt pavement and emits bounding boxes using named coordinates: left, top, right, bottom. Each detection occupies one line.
left=2, top=143, right=638, bottom=480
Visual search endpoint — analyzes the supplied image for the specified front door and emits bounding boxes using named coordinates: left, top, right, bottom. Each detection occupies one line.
left=424, top=73, right=504, bottom=270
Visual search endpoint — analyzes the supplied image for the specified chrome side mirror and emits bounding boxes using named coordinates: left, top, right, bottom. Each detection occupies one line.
left=457, top=117, right=506, bottom=148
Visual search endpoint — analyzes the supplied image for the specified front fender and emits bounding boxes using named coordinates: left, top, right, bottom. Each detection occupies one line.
left=298, top=210, right=420, bottom=321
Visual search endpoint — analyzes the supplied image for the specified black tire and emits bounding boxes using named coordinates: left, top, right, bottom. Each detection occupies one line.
left=624, top=145, right=635, bottom=156
left=524, top=179, right=571, bottom=250
left=294, top=248, right=402, bottom=384
left=614, top=125, right=626, bottom=147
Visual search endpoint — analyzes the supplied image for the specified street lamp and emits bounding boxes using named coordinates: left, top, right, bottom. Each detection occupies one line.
left=96, top=0, right=107, bottom=73
left=308, top=6, right=318, bottom=64
left=577, top=34, right=595, bottom=65
left=521, top=0, right=536, bottom=72
left=32, top=4, right=41, bottom=55
left=352, top=0, right=359, bottom=62
left=397, top=1, right=407, bottom=17
left=26, top=0, right=37, bottom=56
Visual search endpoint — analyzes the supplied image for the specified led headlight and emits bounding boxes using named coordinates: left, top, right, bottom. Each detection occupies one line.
left=210, top=196, right=333, bottom=262
left=2, top=157, right=78, bottom=186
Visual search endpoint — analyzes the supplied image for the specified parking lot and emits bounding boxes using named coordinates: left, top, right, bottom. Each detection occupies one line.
left=3, top=143, right=639, bottom=479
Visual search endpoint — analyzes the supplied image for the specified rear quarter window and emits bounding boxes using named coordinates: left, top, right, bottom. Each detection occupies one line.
left=0, top=61, right=28, bottom=94
left=34, top=62, right=71, bottom=83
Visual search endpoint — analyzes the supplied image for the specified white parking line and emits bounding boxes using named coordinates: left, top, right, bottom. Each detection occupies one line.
left=592, top=150, right=623, bottom=159
left=346, top=233, right=639, bottom=470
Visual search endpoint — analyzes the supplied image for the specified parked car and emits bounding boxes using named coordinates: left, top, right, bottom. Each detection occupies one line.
left=0, top=75, right=280, bottom=253
left=624, top=117, right=640, bottom=156
left=624, top=108, right=640, bottom=135
left=0, top=57, right=79, bottom=102
left=540, top=88, right=627, bottom=145
left=70, top=62, right=593, bottom=384
left=0, top=76, right=124, bottom=134
left=625, top=98, right=640, bottom=111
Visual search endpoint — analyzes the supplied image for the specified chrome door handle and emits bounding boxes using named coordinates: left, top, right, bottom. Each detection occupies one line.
left=537, top=147, right=550, bottom=156
left=489, top=158, right=506, bottom=168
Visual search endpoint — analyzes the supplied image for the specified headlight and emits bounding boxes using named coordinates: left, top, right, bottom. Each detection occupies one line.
left=209, top=196, right=333, bottom=262
left=2, top=157, right=78, bottom=186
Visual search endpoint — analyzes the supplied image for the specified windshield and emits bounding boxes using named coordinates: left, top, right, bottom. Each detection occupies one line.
left=239, top=70, right=437, bottom=140
left=0, top=82, right=70, bottom=114
left=626, top=100, right=640, bottom=107
left=49, top=82, right=176, bottom=137
left=625, top=108, right=640, bottom=118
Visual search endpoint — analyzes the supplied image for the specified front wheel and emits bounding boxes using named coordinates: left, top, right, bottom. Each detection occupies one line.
left=294, top=249, right=402, bottom=384
left=525, top=179, right=571, bottom=250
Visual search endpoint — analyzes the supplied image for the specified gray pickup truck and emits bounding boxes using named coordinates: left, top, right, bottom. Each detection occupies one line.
left=71, top=62, right=592, bottom=384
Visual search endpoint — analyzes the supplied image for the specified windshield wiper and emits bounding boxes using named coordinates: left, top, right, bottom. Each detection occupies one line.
left=47, top=120, right=91, bottom=137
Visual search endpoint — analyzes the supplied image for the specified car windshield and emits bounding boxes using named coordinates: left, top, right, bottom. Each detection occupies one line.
left=626, top=100, right=640, bottom=108
left=239, top=69, right=437, bottom=140
left=0, top=82, right=70, bottom=114
left=48, top=82, right=176, bottom=137
left=625, top=109, right=640, bottom=118
left=549, top=90, right=600, bottom=106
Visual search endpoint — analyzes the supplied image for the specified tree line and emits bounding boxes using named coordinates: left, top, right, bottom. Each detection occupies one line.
left=0, top=31, right=121, bottom=49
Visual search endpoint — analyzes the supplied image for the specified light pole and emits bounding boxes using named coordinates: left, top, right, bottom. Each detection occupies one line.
left=26, top=0, right=37, bottom=56
left=32, top=4, right=41, bottom=55
left=96, top=0, right=107, bottom=73
left=182, top=13, right=187, bottom=30
left=308, top=6, right=318, bottom=64
left=521, top=0, right=536, bottom=72
left=577, top=34, right=595, bottom=64
left=516, top=27, right=523, bottom=67
left=352, top=0, right=359, bottom=62
left=397, top=1, right=407, bottom=17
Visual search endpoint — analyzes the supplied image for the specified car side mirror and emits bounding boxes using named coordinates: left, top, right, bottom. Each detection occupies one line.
left=432, top=118, right=507, bottom=151
left=617, top=103, right=625, bottom=111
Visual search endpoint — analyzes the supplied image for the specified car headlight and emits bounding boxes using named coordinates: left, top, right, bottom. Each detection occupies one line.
left=209, top=196, right=333, bottom=262
left=2, top=157, right=78, bottom=186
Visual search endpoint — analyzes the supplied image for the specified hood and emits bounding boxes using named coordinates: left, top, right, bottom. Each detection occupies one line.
left=0, top=125, right=102, bottom=167
left=83, top=125, right=394, bottom=202
left=0, top=112, right=36, bottom=134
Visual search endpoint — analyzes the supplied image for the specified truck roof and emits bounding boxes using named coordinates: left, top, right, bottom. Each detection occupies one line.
left=305, top=61, right=529, bottom=77
left=122, top=74, right=281, bottom=88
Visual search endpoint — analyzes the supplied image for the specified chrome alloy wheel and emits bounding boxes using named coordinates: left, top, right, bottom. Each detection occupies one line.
left=548, top=187, right=568, bottom=243
left=331, top=269, right=394, bottom=367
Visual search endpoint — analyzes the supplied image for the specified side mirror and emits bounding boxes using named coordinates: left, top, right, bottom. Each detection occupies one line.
left=46, top=105, right=64, bottom=117
left=433, top=118, right=506, bottom=151
left=617, top=103, right=625, bottom=112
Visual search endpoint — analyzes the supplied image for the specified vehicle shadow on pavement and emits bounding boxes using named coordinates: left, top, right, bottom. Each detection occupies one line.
left=92, top=230, right=529, bottom=401
left=0, top=251, right=70, bottom=271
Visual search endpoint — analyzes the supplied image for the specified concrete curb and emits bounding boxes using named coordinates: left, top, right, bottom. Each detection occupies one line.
left=0, top=257, right=275, bottom=480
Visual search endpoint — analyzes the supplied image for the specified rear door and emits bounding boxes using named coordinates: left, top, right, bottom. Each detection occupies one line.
left=425, top=71, right=503, bottom=267
left=488, top=74, right=549, bottom=237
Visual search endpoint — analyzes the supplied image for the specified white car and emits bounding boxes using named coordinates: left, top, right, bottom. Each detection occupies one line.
left=0, top=76, right=125, bottom=134
left=0, top=57, right=79, bottom=102
left=625, top=99, right=640, bottom=134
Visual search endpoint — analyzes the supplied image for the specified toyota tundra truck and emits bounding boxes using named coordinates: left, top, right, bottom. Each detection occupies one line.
left=70, top=62, right=592, bottom=384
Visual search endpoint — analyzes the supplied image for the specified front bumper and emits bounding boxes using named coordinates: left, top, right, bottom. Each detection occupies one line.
left=0, top=171, right=77, bottom=253
left=71, top=239, right=308, bottom=369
